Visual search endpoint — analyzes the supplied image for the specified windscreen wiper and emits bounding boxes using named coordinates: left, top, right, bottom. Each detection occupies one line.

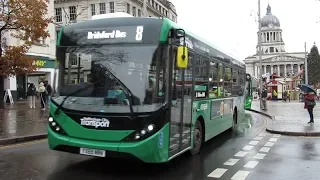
left=98, top=64, right=135, bottom=117
left=54, top=79, right=105, bottom=115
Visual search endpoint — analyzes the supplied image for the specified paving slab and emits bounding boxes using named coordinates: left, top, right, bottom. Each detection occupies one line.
left=250, top=100, right=320, bottom=136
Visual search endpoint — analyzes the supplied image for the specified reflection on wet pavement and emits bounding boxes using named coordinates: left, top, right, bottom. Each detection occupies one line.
left=0, top=103, right=48, bottom=139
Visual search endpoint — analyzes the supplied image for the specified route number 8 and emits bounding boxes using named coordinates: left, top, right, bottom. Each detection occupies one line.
left=136, top=26, right=144, bottom=41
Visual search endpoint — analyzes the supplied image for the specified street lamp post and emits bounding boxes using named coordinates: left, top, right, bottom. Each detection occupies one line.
left=258, top=0, right=263, bottom=109
left=304, top=42, right=308, bottom=85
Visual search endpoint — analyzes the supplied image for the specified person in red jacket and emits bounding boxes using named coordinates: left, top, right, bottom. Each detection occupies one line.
left=304, top=92, right=316, bottom=124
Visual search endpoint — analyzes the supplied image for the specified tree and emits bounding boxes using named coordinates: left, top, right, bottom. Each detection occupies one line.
left=0, top=0, right=52, bottom=108
left=307, top=43, right=320, bottom=86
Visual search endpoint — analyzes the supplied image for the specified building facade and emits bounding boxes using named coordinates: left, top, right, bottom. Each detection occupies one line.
left=244, top=4, right=305, bottom=82
left=54, top=0, right=177, bottom=31
left=4, top=0, right=56, bottom=101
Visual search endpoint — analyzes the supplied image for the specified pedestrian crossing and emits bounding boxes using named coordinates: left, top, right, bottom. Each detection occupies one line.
left=207, top=133, right=281, bottom=180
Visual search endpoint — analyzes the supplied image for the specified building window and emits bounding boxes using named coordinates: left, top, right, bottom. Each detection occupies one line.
left=70, top=54, right=78, bottom=66
left=91, top=4, right=95, bottom=16
left=270, top=47, right=274, bottom=53
left=109, top=2, right=114, bottom=13
left=35, top=38, right=45, bottom=45
left=69, top=6, right=76, bottom=22
left=132, top=6, right=136, bottom=16
left=55, top=8, right=62, bottom=22
left=138, top=9, right=141, bottom=17
left=127, top=3, right=130, bottom=14
left=99, top=3, right=106, bottom=14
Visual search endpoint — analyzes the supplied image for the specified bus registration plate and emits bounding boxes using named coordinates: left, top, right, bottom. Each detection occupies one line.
left=80, top=148, right=106, bottom=157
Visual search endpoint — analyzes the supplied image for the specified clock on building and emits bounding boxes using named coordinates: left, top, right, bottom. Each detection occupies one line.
left=268, top=24, right=273, bottom=28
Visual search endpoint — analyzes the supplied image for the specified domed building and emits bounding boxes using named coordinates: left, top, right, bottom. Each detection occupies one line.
left=244, top=4, right=305, bottom=83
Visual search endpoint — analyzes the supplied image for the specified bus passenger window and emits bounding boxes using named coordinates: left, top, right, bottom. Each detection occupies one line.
left=223, top=67, right=232, bottom=97
left=209, top=60, right=218, bottom=98
left=194, top=55, right=209, bottom=99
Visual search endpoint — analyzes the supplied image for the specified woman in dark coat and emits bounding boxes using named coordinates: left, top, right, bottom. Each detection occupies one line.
left=304, top=92, right=316, bottom=124
left=26, top=83, right=38, bottom=108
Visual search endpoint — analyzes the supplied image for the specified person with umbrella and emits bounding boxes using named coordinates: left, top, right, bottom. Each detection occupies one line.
left=298, top=84, right=317, bottom=124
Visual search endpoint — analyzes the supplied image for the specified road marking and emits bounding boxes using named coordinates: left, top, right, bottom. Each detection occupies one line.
left=264, top=142, right=274, bottom=147
left=243, top=145, right=254, bottom=151
left=208, top=168, right=228, bottom=178
left=235, top=151, right=248, bottom=157
left=223, top=158, right=239, bottom=166
left=0, top=139, right=47, bottom=150
left=273, top=134, right=281, bottom=138
left=259, top=147, right=270, bottom=153
left=253, top=153, right=266, bottom=159
left=258, top=133, right=266, bottom=136
left=269, top=138, right=278, bottom=142
left=244, top=161, right=259, bottom=169
left=249, top=140, right=259, bottom=145
left=231, top=170, right=250, bottom=180
left=254, top=136, right=263, bottom=140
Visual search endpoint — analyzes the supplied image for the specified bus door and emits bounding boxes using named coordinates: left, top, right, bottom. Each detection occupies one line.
left=168, top=41, right=193, bottom=158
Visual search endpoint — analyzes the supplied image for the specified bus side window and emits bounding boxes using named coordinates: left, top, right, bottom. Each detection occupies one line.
left=209, top=59, right=218, bottom=98
left=224, top=67, right=232, bottom=97
left=217, top=63, right=224, bottom=97
left=194, top=55, right=209, bottom=99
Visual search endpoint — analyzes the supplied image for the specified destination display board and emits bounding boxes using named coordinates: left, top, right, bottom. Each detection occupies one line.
left=60, top=18, right=163, bottom=46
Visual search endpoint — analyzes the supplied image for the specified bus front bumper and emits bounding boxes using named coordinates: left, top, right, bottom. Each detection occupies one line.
left=47, top=124, right=170, bottom=163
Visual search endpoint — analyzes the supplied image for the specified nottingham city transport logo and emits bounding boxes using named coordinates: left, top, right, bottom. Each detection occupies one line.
left=80, top=117, right=110, bottom=128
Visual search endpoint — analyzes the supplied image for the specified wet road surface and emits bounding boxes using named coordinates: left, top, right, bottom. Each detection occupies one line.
left=0, top=112, right=319, bottom=180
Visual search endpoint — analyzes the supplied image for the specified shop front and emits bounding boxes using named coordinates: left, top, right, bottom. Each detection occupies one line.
left=15, top=56, right=56, bottom=101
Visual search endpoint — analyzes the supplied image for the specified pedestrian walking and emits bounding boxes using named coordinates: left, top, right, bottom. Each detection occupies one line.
left=304, top=92, right=316, bottom=124
left=283, top=91, right=287, bottom=102
left=26, top=83, right=38, bottom=108
left=44, top=80, right=52, bottom=106
left=38, top=82, right=47, bottom=110
left=261, top=85, right=268, bottom=110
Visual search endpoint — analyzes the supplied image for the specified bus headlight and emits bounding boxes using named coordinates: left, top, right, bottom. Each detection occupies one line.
left=124, top=124, right=156, bottom=141
left=48, top=116, right=67, bottom=135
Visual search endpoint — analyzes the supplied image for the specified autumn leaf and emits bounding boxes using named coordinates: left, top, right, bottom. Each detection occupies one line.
left=0, top=0, right=52, bottom=77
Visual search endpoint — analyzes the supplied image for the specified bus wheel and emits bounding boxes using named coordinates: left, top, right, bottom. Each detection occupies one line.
left=232, top=111, right=238, bottom=130
left=190, top=120, right=203, bottom=155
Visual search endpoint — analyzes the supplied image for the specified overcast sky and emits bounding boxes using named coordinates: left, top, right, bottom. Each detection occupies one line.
left=170, top=0, right=320, bottom=61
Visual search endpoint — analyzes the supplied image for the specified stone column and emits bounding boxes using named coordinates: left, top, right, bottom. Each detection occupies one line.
left=298, top=64, right=301, bottom=74
left=284, top=64, right=287, bottom=77
left=264, top=65, right=267, bottom=74
left=277, top=65, right=280, bottom=76
left=291, top=64, right=293, bottom=76
left=271, top=65, right=273, bottom=74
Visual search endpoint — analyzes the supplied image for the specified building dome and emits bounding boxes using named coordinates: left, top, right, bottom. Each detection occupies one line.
left=261, top=4, right=280, bottom=28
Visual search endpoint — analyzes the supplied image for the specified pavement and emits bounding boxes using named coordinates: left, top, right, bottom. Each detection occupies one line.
left=0, top=100, right=48, bottom=146
left=250, top=99, right=320, bottom=136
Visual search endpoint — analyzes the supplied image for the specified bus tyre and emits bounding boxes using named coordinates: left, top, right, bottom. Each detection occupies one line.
left=190, top=120, right=202, bottom=155
left=232, top=111, right=237, bottom=130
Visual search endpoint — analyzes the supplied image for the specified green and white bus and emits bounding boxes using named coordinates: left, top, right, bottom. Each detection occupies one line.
left=48, top=14, right=247, bottom=163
